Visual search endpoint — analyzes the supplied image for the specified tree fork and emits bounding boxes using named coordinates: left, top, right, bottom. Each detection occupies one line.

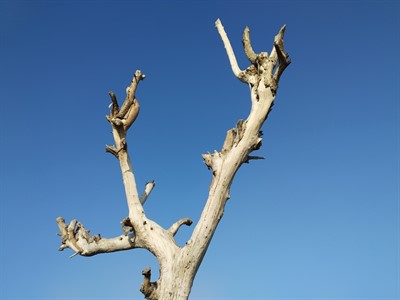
left=56, top=19, right=290, bottom=300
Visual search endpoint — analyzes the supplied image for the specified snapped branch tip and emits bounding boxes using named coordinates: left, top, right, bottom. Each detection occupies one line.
left=168, top=218, right=193, bottom=237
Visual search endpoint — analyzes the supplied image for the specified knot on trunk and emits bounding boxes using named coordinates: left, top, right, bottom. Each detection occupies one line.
left=140, top=267, right=158, bottom=300
left=121, top=216, right=134, bottom=236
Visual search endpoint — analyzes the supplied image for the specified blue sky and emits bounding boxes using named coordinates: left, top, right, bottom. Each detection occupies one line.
left=0, top=0, right=398, bottom=299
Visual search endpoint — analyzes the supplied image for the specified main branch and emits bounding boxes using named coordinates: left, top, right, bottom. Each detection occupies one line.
left=183, top=18, right=291, bottom=286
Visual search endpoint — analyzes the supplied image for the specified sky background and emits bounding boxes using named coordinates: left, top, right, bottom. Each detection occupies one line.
left=0, top=0, right=399, bottom=299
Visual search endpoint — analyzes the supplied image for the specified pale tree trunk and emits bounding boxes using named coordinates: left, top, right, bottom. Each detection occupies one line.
left=56, top=19, right=290, bottom=300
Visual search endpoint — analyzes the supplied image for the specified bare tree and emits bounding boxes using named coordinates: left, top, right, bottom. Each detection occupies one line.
left=57, top=19, right=290, bottom=300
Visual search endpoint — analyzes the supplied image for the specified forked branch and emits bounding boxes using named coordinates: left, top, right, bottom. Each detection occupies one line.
left=57, top=217, right=138, bottom=257
left=187, top=20, right=290, bottom=281
left=106, top=70, right=145, bottom=134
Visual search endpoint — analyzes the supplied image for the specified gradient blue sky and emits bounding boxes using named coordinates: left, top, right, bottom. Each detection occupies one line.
left=1, top=0, right=399, bottom=299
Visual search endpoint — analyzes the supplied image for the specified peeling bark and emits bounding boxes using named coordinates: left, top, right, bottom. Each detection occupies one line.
left=56, top=19, right=290, bottom=300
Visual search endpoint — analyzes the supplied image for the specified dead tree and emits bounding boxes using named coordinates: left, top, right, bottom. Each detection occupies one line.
left=57, top=19, right=290, bottom=300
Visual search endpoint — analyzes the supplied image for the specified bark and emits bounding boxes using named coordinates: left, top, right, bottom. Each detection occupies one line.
left=56, top=19, right=290, bottom=300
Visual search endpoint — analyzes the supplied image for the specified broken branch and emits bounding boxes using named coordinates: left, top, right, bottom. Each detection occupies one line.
left=57, top=217, right=137, bottom=256
left=242, top=26, right=258, bottom=64
left=140, top=180, right=155, bottom=205
left=215, top=19, right=247, bottom=82
left=168, top=218, right=193, bottom=237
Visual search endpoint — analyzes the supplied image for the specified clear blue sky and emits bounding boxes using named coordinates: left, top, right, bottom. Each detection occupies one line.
left=0, top=0, right=398, bottom=299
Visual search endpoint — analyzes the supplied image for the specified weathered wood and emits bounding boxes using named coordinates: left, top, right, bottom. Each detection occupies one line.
left=56, top=19, right=290, bottom=300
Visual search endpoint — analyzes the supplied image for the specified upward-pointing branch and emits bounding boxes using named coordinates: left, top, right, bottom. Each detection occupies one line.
left=215, top=19, right=247, bottom=82
left=186, top=20, right=290, bottom=292
left=242, top=26, right=258, bottom=64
